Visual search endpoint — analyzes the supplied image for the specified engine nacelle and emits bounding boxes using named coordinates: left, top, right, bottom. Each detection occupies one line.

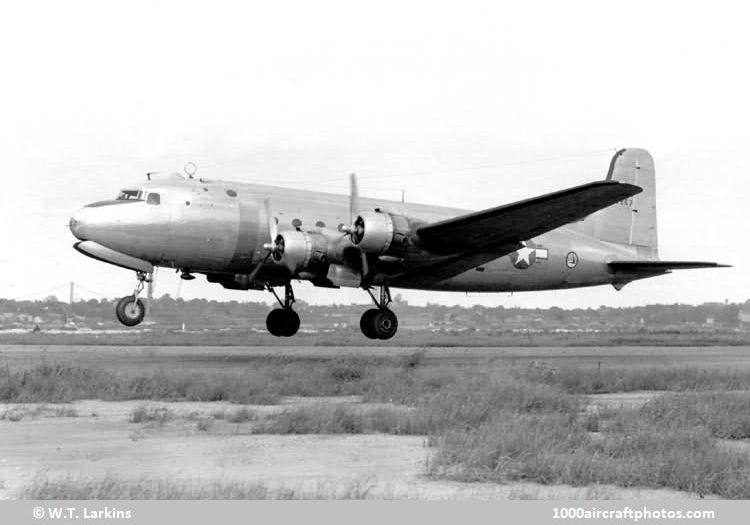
left=272, top=230, right=329, bottom=274
left=351, top=211, right=411, bottom=255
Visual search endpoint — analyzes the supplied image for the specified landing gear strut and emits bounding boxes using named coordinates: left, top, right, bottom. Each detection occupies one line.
left=115, top=271, right=151, bottom=327
left=360, top=284, right=398, bottom=340
left=265, top=283, right=300, bottom=337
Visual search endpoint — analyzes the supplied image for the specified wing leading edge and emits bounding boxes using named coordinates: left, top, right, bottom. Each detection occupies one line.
left=416, top=180, right=642, bottom=254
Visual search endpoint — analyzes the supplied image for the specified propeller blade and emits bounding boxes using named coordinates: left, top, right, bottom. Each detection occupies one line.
left=249, top=198, right=282, bottom=282
left=360, top=251, right=369, bottom=280
left=248, top=251, right=272, bottom=282
left=265, top=198, right=278, bottom=242
left=349, top=172, right=359, bottom=227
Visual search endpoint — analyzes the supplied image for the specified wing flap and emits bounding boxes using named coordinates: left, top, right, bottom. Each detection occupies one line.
left=416, top=181, right=642, bottom=254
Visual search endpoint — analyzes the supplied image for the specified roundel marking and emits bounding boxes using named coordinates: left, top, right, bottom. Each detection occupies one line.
left=566, top=251, right=579, bottom=269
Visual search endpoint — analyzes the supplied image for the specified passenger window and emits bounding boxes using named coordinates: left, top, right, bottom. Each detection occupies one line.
left=146, top=193, right=161, bottom=205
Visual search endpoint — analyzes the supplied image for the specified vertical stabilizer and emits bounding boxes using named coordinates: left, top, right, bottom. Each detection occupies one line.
left=578, top=148, right=658, bottom=256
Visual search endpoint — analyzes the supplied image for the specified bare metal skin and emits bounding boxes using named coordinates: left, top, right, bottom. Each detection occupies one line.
left=69, top=148, right=726, bottom=338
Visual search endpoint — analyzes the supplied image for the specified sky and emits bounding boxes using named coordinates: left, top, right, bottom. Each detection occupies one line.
left=1, top=0, right=748, bottom=308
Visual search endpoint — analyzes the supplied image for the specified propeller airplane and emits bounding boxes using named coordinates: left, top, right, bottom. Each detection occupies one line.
left=69, top=148, right=727, bottom=339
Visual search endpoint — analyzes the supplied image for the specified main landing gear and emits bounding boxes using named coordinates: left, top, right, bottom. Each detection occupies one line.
left=115, top=271, right=151, bottom=327
left=359, top=285, right=398, bottom=340
left=265, top=283, right=300, bottom=337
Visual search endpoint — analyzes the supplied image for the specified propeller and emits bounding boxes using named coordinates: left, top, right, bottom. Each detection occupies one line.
left=339, top=172, right=370, bottom=280
left=248, top=199, right=283, bottom=282
left=249, top=178, right=371, bottom=285
left=341, top=173, right=364, bottom=242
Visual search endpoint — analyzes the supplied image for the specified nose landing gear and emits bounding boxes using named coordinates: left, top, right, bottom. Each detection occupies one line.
left=115, top=271, right=151, bottom=327
left=360, top=285, right=398, bottom=340
left=265, top=283, right=300, bottom=337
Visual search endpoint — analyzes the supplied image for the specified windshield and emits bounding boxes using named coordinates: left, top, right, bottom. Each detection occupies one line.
left=117, top=189, right=143, bottom=201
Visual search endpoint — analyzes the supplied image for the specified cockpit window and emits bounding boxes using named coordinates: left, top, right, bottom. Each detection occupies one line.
left=146, top=193, right=160, bottom=205
left=117, top=190, right=143, bottom=201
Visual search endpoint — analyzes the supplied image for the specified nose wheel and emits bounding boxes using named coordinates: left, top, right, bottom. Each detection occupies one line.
left=359, top=285, right=398, bottom=340
left=116, top=295, right=146, bottom=326
left=115, top=271, right=151, bottom=327
left=264, top=283, right=301, bottom=337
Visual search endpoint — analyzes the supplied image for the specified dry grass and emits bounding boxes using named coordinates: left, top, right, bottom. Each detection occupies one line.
left=252, top=404, right=423, bottom=435
left=0, top=356, right=425, bottom=404
left=22, top=474, right=377, bottom=500
left=195, top=418, right=213, bottom=432
left=225, top=407, right=255, bottom=423
left=637, top=392, right=750, bottom=439
left=521, top=364, right=750, bottom=394
left=0, top=404, right=78, bottom=422
left=428, top=389, right=750, bottom=499
left=128, top=405, right=173, bottom=425
left=7, top=355, right=750, bottom=498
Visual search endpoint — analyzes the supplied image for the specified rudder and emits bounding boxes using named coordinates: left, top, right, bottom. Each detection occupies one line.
left=580, top=148, right=658, bottom=255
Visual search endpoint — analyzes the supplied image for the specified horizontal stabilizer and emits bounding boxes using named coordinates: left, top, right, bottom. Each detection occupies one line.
left=609, top=261, right=730, bottom=273
left=417, top=181, right=642, bottom=254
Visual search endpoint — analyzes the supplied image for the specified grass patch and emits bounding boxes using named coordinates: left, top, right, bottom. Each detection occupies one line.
left=252, top=404, right=423, bottom=435
left=129, top=405, right=173, bottom=425
left=195, top=418, right=212, bottom=432
left=429, top=388, right=750, bottom=499
left=521, top=364, right=750, bottom=394
left=22, top=474, right=376, bottom=499
left=0, top=355, right=427, bottom=404
left=0, top=404, right=78, bottom=422
left=7, top=355, right=750, bottom=498
left=0, top=408, right=25, bottom=422
left=599, top=392, right=750, bottom=440
left=225, top=407, right=255, bottom=423
left=11, top=357, right=750, bottom=405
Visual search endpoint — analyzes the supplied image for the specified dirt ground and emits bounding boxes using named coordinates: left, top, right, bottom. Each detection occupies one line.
left=0, top=395, right=709, bottom=500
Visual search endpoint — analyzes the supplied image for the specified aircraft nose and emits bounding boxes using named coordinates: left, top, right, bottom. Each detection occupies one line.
left=69, top=208, right=88, bottom=240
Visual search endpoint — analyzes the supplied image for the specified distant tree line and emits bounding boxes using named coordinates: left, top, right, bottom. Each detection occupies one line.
left=0, top=296, right=746, bottom=331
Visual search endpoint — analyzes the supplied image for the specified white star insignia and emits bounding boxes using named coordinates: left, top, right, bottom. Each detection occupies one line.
left=515, top=244, right=535, bottom=266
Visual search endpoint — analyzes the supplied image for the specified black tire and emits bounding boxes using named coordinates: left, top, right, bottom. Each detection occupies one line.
left=359, top=308, right=380, bottom=339
left=266, top=309, right=300, bottom=337
left=281, top=309, right=300, bottom=337
left=372, top=308, right=398, bottom=340
left=266, top=309, right=286, bottom=337
left=115, top=296, right=146, bottom=327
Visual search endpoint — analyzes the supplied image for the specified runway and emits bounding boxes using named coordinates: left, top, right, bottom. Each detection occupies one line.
left=3, top=344, right=750, bottom=373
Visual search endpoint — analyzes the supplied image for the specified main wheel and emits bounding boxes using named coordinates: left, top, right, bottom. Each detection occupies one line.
left=372, top=308, right=398, bottom=340
left=280, top=309, right=300, bottom=337
left=266, top=308, right=300, bottom=337
left=359, top=308, right=379, bottom=339
left=115, top=296, right=145, bottom=327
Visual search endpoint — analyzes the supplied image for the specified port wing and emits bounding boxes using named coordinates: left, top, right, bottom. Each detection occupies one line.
left=416, top=180, right=642, bottom=254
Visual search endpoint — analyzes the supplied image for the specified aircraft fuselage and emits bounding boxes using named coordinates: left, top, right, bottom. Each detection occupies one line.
left=70, top=175, right=641, bottom=293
